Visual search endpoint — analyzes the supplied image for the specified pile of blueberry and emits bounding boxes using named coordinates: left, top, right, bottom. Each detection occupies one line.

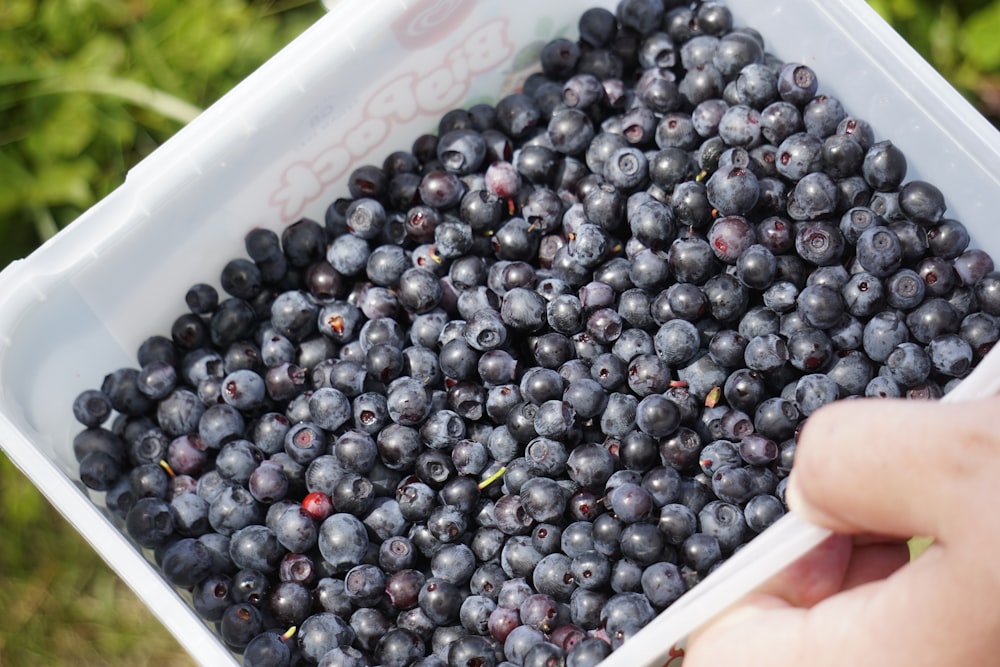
left=69, top=1, right=1000, bottom=666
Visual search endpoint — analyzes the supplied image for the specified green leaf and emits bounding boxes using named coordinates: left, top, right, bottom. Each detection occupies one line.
left=960, top=2, right=1000, bottom=70
left=21, top=93, right=98, bottom=159
left=889, top=0, right=922, bottom=20
left=0, top=214, right=40, bottom=266
left=928, top=4, right=961, bottom=74
left=0, top=150, right=35, bottom=216
left=71, top=32, right=128, bottom=72
left=26, top=159, right=98, bottom=209
left=0, top=0, right=35, bottom=29
left=866, top=0, right=893, bottom=19
left=0, top=455, right=46, bottom=530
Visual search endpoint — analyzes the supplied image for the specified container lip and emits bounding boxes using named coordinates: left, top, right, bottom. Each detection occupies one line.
left=0, top=0, right=384, bottom=301
left=123, top=0, right=384, bottom=190
left=0, top=0, right=390, bottom=380
left=813, top=0, right=1000, bottom=182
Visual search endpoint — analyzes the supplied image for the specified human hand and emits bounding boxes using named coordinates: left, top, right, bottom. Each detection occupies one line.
left=682, top=396, right=1000, bottom=667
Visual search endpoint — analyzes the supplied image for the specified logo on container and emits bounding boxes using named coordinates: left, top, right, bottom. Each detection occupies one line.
left=663, top=645, right=685, bottom=666
left=270, top=17, right=514, bottom=222
left=391, top=0, right=475, bottom=50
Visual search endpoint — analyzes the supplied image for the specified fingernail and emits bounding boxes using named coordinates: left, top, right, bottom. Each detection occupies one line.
left=785, top=477, right=821, bottom=525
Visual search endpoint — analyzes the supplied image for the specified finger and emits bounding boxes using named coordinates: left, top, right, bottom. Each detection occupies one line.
left=749, top=533, right=852, bottom=607
left=787, top=396, right=1000, bottom=542
left=684, top=536, right=851, bottom=664
left=801, top=549, right=999, bottom=667
left=736, top=536, right=906, bottom=610
left=683, top=593, right=806, bottom=667
left=745, top=535, right=906, bottom=607
left=687, top=547, right=1000, bottom=667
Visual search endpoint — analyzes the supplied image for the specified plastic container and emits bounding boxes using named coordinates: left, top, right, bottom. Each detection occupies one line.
left=2, top=1, right=1000, bottom=665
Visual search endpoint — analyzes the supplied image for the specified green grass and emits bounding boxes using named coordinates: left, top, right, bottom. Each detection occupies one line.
left=0, top=1, right=999, bottom=665
left=0, top=0, right=327, bottom=267
left=0, top=456, right=196, bottom=666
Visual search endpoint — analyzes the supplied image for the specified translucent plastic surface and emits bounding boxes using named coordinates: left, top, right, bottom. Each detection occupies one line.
left=1, top=1, right=999, bottom=665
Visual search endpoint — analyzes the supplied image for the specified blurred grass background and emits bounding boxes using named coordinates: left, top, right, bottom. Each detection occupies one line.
left=0, top=0, right=998, bottom=664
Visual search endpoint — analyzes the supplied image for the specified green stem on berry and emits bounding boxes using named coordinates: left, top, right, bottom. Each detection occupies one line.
left=478, top=466, right=506, bottom=490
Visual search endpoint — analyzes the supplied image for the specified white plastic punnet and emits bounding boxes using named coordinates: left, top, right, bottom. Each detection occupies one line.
left=2, top=1, right=1000, bottom=665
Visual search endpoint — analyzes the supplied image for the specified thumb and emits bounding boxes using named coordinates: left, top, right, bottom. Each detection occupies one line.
left=683, top=534, right=851, bottom=666
left=787, top=396, right=995, bottom=542
left=683, top=592, right=805, bottom=666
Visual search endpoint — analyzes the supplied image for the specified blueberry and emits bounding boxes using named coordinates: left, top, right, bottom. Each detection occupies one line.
left=220, top=603, right=264, bottom=651
left=718, top=371, right=763, bottom=417
left=881, top=269, right=925, bottom=311
left=191, top=573, right=235, bottom=623
left=743, top=333, right=788, bottom=372
left=866, top=374, right=902, bottom=399
left=704, top=273, right=750, bottom=324
left=560, top=73, right=603, bottom=114
left=297, top=612, right=357, bottom=664
left=125, top=496, right=175, bottom=548
left=706, top=165, right=759, bottom=216
left=318, top=646, right=368, bottom=667
left=841, top=272, right=885, bottom=319
left=396, top=267, right=442, bottom=315
left=135, top=359, right=179, bottom=402
left=533, top=552, right=577, bottom=602
left=754, top=397, right=800, bottom=442
left=420, top=169, right=466, bottom=210
left=519, top=477, right=566, bottom=524
left=745, top=494, right=785, bottom=533
left=955, top=248, right=995, bottom=287
left=248, top=460, right=288, bottom=505
left=788, top=171, right=838, bottom=220
left=697, top=500, right=747, bottom=555
left=72, top=390, right=115, bottom=430
left=317, top=513, right=369, bottom=573
left=826, top=350, right=875, bottom=396
left=209, top=485, right=264, bottom=537
left=634, top=394, right=682, bottom=439
left=863, top=140, right=907, bottom=191
left=496, top=287, right=548, bottom=334
left=491, top=93, right=540, bottom=140
left=436, top=129, right=487, bottom=176
left=775, top=132, right=823, bottom=182
left=927, top=218, right=970, bottom=259
left=896, top=179, right=946, bottom=225
left=907, top=297, right=960, bottom=344
left=796, top=283, right=845, bottom=329
left=77, top=449, right=122, bottom=492
left=961, top=311, right=1000, bottom=361
left=732, top=61, right=777, bottom=108
left=604, top=146, right=648, bottom=191
left=228, top=523, right=284, bottom=574
left=611, top=560, right=646, bottom=596
left=171, top=311, right=212, bottom=351
left=836, top=113, right=875, bottom=148
left=822, top=133, right=864, bottom=179
left=794, top=373, right=841, bottom=416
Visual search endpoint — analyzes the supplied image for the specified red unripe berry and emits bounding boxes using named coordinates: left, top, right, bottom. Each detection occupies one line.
left=301, top=491, right=333, bottom=522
